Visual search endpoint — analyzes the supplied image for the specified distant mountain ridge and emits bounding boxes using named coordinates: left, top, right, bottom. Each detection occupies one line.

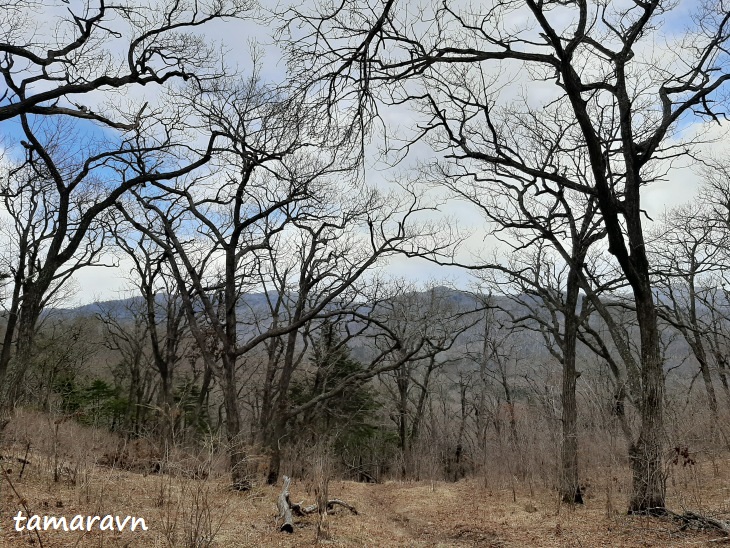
left=49, top=287, right=697, bottom=376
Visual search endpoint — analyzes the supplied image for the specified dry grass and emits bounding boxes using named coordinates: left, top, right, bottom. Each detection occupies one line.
left=2, top=410, right=730, bottom=547
left=2, top=460, right=730, bottom=547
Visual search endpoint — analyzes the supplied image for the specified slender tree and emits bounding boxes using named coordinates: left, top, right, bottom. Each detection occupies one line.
left=651, top=201, right=724, bottom=424
left=377, top=284, right=478, bottom=478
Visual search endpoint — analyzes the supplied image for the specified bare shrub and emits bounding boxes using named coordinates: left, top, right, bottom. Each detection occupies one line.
left=159, top=477, right=230, bottom=548
left=312, top=453, right=331, bottom=542
left=2, top=409, right=120, bottom=485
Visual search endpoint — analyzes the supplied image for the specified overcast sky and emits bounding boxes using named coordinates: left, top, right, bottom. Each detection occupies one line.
left=2, top=0, right=727, bottom=306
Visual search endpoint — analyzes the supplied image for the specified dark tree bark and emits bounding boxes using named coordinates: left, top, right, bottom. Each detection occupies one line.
left=560, top=262, right=584, bottom=505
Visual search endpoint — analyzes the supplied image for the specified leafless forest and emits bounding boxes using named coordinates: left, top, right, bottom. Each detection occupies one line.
left=2, top=0, right=730, bottom=546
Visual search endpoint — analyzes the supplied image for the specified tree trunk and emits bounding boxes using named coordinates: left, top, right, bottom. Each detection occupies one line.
left=560, top=266, right=583, bottom=504
left=628, top=296, right=665, bottom=514
left=396, top=361, right=409, bottom=478
left=222, top=356, right=249, bottom=490
left=193, top=364, right=213, bottom=434
left=675, top=280, right=720, bottom=423
left=265, top=420, right=284, bottom=485
left=5, top=286, right=44, bottom=407
left=259, top=336, right=282, bottom=442
left=688, top=283, right=720, bottom=422
left=716, top=356, right=730, bottom=412
left=0, top=271, right=23, bottom=396
left=266, top=325, right=301, bottom=485
left=0, top=220, right=29, bottom=407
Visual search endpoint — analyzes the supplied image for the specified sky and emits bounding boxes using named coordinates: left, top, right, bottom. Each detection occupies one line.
left=1, top=0, right=728, bottom=306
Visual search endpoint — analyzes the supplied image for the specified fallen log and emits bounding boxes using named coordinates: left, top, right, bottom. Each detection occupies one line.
left=289, top=498, right=359, bottom=516
left=668, top=509, right=730, bottom=537
left=277, top=476, right=294, bottom=533
left=325, top=499, right=358, bottom=515
left=277, top=476, right=358, bottom=533
left=290, top=501, right=317, bottom=516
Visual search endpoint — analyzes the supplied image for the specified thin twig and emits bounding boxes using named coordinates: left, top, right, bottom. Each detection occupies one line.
left=2, top=468, right=44, bottom=547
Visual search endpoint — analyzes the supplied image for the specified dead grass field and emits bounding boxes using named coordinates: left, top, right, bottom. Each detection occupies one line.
left=2, top=454, right=730, bottom=548
left=1, top=410, right=729, bottom=547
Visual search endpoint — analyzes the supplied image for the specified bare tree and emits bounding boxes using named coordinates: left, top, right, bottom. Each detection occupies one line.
left=480, top=240, right=591, bottom=503
left=651, top=201, right=724, bottom=424
left=699, top=162, right=730, bottom=410
left=116, top=74, right=449, bottom=488
left=452, top=171, right=605, bottom=503
left=96, top=298, right=155, bottom=436
left=462, top=294, right=533, bottom=482
left=0, top=140, right=111, bottom=404
left=112, top=228, right=195, bottom=445
left=0, top=0, right=250, bottom=413
left=283, top=0, right=730, bottom=513
left=376, top=284, right=478, bottom=478
left=0, top=105, right=221, bottom=411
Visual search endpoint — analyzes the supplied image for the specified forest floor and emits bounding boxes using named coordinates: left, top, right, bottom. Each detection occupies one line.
left=2, top=448, right=730, bottom=548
